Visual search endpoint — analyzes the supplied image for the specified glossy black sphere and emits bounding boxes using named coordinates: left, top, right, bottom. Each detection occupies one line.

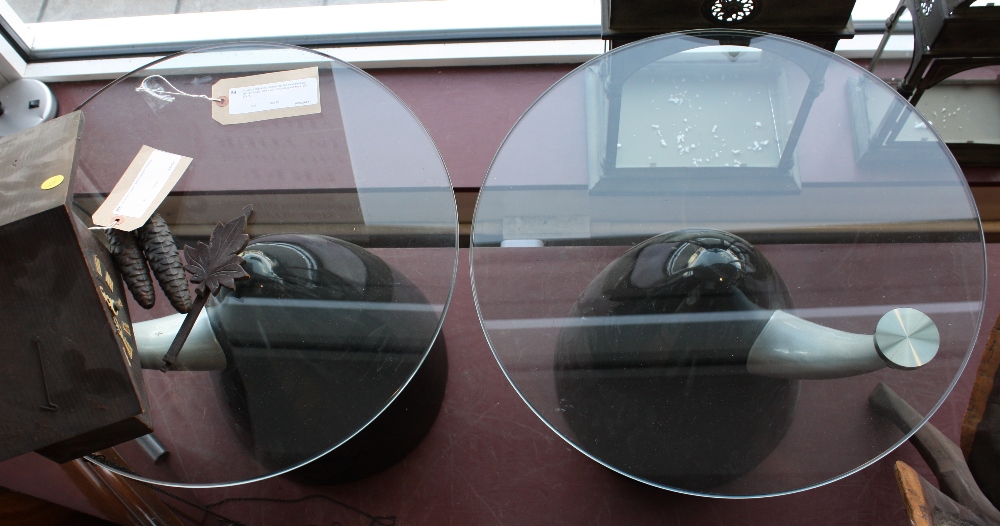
left=555, top=229, right=798, bottom=491
left=207, top=234, right=445, bottom=482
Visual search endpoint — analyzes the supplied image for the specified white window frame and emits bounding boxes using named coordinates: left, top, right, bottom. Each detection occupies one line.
left=17, top=0, right=601, bottom=60
left=0, top=0, right=915, bottom=84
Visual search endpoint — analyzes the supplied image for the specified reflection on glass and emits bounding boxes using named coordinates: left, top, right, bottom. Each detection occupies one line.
left=611, top=47, right=804, bottom=170
left=73, top=43, right=457, bottom=487
left=210, top=234, right=439, bottom=471
left=555, top=230, right=797, bottom=491
left=472, top=30, right=985, bottom=497
left=848, top=75, right=943, bottom=168
left=586, top=36, right=826, bottom=194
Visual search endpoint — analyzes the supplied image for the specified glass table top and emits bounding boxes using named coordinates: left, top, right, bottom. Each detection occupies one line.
left=73, top=42, right=458, bottom=487
left=470, top=30, right=986, bottom=497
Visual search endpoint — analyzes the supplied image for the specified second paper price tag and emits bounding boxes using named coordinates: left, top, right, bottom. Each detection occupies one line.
left=92, top=146, right=192, bottom=231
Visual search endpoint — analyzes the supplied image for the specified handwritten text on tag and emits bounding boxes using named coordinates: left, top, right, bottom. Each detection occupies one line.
left=229, top=77, right=318, bottom=115
left=92, top=146, right=191, bottom=231
left=211, top=67, right=321, bottom=125
left=113, top=149, right=183, bottom=218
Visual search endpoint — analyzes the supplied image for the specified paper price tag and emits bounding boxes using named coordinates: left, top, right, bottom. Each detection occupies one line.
left=229, top=77, right=318, bottom=114
left=92, top=146, right=192, bottom=231
left=212, top=67, right=321, bottom=125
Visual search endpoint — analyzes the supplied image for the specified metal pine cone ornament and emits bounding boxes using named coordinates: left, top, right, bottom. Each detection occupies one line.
left=139, top=213, right=191, bottom=313
left=106, top=228, right=155, bottom=309
left=160, top=207, right=253, bottom=372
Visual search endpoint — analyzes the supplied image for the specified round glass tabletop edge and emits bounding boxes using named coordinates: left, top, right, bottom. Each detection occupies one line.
left=75, top=41, right=461, bottom=488
left=469, top=28, right=988, bottom=497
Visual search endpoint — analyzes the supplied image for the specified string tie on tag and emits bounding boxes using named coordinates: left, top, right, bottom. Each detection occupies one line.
left=89, top=218, right=121, bottom=231
left=136, top=75, right=223, bottom=104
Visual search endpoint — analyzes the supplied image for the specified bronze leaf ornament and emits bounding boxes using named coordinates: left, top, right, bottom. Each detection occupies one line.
left=159, top=206, right=253, bottom=372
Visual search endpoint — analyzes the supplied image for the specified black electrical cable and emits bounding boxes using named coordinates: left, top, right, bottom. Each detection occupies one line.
left=205, top=495, right=396, bottom=526
left=86, top=453, right=397, bottom=526
left=87, top=453, right=238, bottom=525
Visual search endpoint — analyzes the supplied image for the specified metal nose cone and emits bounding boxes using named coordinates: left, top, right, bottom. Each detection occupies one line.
left=874, top=308, right=940, bottom=370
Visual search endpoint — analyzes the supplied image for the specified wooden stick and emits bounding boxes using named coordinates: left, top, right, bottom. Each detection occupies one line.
left=895, top=460, right=990, bottom=526
left=964, top=309, right=1000, bottom=457
left=962, top=307, right=1000, bottom=512
left=870, top=383, right=1000, bottom=524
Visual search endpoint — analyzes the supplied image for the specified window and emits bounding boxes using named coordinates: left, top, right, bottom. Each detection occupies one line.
left=0, top=0, right=601, bottom=59
left=0, top=0, right=915, bottom=83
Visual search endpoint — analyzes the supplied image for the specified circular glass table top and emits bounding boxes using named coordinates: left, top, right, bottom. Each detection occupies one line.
left=470, top=30, right=986, bottom=497
left=73, top=43, right=457, bottom=487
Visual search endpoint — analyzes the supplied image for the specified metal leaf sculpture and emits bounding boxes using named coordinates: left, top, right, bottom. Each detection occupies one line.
left=184, top=218, right=250, bottom=296
left=160, top=206, right=253, bottom=372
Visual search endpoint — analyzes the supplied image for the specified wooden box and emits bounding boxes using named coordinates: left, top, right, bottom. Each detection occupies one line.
left=0, top=111, right=152, bottom=463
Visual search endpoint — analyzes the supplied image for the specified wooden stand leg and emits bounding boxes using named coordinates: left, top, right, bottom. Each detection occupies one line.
left=870, top=383, right=1000, bottom=524
left=895, top=460, right=990, bottom=526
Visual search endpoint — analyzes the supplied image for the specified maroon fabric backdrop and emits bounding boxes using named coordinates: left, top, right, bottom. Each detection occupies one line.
left=0, top=65, right=992, bottom=525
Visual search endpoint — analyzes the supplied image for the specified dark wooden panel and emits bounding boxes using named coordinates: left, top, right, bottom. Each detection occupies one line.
left=0, top=113, right=151, bottom=464
left=60, top=450, right=185, bottom=526
left=0, top=486, right=114, bottom=526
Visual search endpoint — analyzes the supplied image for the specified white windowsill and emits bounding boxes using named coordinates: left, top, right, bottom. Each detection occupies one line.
left=22, top=39, right=610, bottom=82
left=18, top=34, right=915, bottom=84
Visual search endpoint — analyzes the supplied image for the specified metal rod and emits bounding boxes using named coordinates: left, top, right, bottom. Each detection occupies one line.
left=869, top=0, right=908, bottom=74
left=746, top=308, right=939, bottom=379
left=135, top=434, right=169, bottom=465
left=33, top=337, right=58, bottom=412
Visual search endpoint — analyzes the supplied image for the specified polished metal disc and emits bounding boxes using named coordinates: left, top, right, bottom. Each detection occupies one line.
left=874, top=308, right=940, bottom=370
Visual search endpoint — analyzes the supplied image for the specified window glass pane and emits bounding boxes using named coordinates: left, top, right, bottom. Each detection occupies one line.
left=916, top=82, right=1000, bottom=145
left=0, top=0, right=601, bottom=60
left=6, top=0, right=425, bottom=23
